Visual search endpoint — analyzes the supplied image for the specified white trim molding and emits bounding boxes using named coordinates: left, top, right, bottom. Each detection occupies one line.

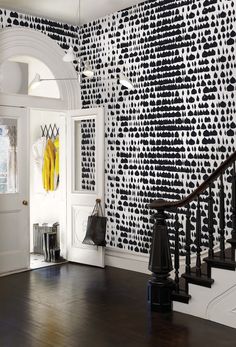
left=104, top=246, right=224, bottom=276
left=0, top=27, right=81, bottom=109
left=105, top=247, right=151, bottom=274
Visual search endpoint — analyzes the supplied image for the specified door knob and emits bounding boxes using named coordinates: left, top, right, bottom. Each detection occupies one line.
left=22, top=200, right=28, bottom=206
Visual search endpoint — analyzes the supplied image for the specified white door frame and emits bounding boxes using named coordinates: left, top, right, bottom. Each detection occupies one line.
left=0, top=106, right=29, bottom=274
left=0, top=104, right=69, bottom=276
left=29, top=108, right=68, bottom=260
left=66, top=108, right=105, bottom=267
left=0, top=27, right=81, bottom=274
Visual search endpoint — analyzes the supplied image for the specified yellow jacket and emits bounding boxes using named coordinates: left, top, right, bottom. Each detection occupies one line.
left=54, top=137, right=60, bottom=188
left=43, top=139, right=55, bottom=191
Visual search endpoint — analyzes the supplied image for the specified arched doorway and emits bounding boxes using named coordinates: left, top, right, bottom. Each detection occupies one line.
left=0, top=27, right=80, bottom=274
left=0, top=27, right=105, bottom=274
left=0, top=27, right=81, bottom=109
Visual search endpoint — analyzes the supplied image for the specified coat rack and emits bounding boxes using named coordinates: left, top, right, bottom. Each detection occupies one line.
left=41, top=124, right=59, bottom=139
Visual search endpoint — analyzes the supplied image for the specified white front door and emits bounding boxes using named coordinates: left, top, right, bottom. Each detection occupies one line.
left=0, top=106, right=29, bottom=274
left=67, top=108, right=105, bottom=267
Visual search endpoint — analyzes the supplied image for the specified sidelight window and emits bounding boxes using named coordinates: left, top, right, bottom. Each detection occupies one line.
left=0, top=119, right=18, bottom=194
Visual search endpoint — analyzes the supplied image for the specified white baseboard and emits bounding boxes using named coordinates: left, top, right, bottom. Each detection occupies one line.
left=104, top=248, right=199, bottom=275
left=105, top=247, right=151, bottom=274
left=104, top=246, right=223, bottom=277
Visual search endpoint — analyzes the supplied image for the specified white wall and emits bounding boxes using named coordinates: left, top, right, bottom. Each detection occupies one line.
left=9, top=55, right=60, bottom=98
left=30, top=109, right=66, bottom=257
left=0, top=61, right=28, bottom=94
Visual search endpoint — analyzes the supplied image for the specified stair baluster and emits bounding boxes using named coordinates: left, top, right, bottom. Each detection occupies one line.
left=228, top=163, right=236, bottom=261
left=219, top=174, right=225, bottom=260
left=196, top=196, right=202, bottom=277
left=208, top=183, right=214, bottom=259
left=148, top=150, right=236, bottom=310
left=185, top=204, right=191, bottom=276
left=231, top=163, right=236, bottom=240
left=174, top=213, right=180, bottom=293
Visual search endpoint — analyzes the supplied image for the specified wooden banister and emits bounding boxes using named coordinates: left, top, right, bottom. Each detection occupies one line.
left=149, top=150, right=236, bottom=210
left=148, top=149, right=236, bottom=312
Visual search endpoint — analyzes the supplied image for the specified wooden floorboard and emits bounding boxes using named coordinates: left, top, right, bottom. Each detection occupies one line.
left=0, top=263, right=235, bottom=347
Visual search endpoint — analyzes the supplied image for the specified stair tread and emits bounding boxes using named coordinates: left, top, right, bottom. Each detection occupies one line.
left=171, top=246, right=236, bottom=305
left=227, top=238, right=236, bottom=246
left=182, top=271, right=214, bottom=288
left=203, top=256, right=236, bottom=271
left=204, top=256, right=235, bottom=264
left=171, top=289, right=191, bottom=304
left=171, top=279, right=191, bottom=304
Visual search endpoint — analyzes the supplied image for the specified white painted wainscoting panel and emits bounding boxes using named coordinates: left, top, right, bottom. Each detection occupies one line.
left=104, top=249, right=211, bottom=276
left=69, top=205, right=105, bottom=267
left=72, top=205, right=94, bottom=248
left=105, top=248, right=151, bottom=274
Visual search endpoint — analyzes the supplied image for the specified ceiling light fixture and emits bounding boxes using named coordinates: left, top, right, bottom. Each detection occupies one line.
left=62, top=0, right=79, bottom=63
left=28, top=73, right=79, bottom=91
left=28, top=57, right=98, bottom=91
left=30, top=0, right=135, bottom=92
left=28, top=73, right=41, bottom=90
left=29, top=69, right=135, bottom=91
left=119, top=72, right=135, bottom=90
left=83, top=61, right=94, bottom=78
left=62, top=46, right=76, bottom=62
left=61, top=0, right=135, bottom=91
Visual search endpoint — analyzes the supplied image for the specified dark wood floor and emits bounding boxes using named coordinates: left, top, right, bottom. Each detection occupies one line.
left=0, top=263, right=235, bottom=347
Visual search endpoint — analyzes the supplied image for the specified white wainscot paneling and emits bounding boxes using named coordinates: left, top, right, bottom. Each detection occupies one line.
left=72, top=205, right=94, bottom=249
left=69, top=205, right=105, bottom=267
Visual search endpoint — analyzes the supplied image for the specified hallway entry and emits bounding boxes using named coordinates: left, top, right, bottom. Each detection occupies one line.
left=0, top=28, right=105, bottom=275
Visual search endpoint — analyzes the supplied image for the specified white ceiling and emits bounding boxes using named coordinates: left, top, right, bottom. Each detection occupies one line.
left=0, top=0, right=144, bottom=25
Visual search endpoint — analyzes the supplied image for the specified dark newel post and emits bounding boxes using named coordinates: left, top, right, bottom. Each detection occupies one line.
left=196, top=196, right=202, bottom=277
left=219, top=174, right=225, bottom=260
left=148, top=206, right=175, bottom=312
left=208, top=183, right=214, bottom=258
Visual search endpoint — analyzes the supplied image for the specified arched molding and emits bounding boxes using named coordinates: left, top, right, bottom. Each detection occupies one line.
left=0, top=27, right=81, bottom=109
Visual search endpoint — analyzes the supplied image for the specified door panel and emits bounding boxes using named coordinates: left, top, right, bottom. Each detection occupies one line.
left=67, top=108, right=105, bottom=267
left=0, top=106, right=29, bottom=274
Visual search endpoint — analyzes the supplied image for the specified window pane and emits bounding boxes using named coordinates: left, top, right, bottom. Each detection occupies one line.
left=74, top=118, right=96, bottom=192
left=0, top=118, right=18, bottom=194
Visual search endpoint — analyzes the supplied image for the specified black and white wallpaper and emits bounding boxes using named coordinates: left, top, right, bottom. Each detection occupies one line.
left=79, top=0, right=236, bottom=254
left=80, top=119, right=96, bottom=191
left=1, top=0, right=236, bottom=255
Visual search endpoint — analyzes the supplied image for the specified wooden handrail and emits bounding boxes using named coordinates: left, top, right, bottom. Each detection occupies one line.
left=149, top=150, right=236, bottom=210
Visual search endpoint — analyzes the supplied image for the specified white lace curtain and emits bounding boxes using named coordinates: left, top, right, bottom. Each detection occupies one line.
left=5, top=125, right=17, bottom=193
left=0, top=121, right=17, bottom=193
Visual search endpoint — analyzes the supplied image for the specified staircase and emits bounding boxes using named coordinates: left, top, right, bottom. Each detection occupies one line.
left=147, top=151, right=236, bottom=328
